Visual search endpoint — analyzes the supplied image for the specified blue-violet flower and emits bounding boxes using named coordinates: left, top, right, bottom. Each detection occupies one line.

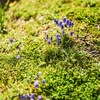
left=35, top=76, right=38, bottom=79
left=50, top=36, right=53, bottom=41
left=54, top=18, right=56, bottom=22
left=19, top=47, right=21, bottom=51
left=62, top=30, right=65, bottom=35
left=59, top=20, right=62, bottom=26
left=57, top=41, right=60, bottom=46
left=56, top=33, right=61, bottom=41
left=34, top=80, right=39, bottom=88
left=37, top=96, right=42, bottom=100
left=46, top=34, right=49, bottom=39
left=17, top=55, right=20, bottom=60
left=63, top=17, right=66, bottom=23
left=10, top=38, right=13, bottom=43
left=18, top=94, right=22, bottom=98
left=68, top=21, right=71, bottom=27
left=44, top=38, right=46, bottom=42
left=56, top=19, right=58, bottom=24
left=71, top=21, right=74, bottom=26
left=31, top=93, right=35, bottom=99
left=61, top=24, right=64, bottom=29
left=27, top=78, right=29, bottom=83
left=42, top=79, right=46, bottom=84
left=70, top=31, right=73, bottom=36
left=25, top=94, right=29, bottom=99
left=66, top=19, right=69, bottom=25
left=39, top=72, right=42, bottom=76
left=48, top=40, right=51, bottom=45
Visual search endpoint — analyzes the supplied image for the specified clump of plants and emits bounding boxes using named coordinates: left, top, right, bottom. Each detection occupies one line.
left=43, top=17, right=75, bottom=63
left=10, top=38, right=21, bottom=59
left=0, top=0, right=9, bottom=33
left=9, top=38, right=47, bottom=100
left=44, top=17, right=74, bottom=47
left=18, top=72, right=46, bottom=100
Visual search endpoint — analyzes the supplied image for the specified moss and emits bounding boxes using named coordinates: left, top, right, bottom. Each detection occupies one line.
left=0, top=0, right=100, bottom=99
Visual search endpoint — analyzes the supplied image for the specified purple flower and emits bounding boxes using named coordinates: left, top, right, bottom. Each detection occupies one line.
left=56, top=19, right=58, bottom=24
left=18, top=94, right=22, bottom=98
left=35, top=75, right=38, bottom=79
left=10, top=38, right=13, bottom=43
left=46, top=34, right=49, bottom=39
left=63, top=17, right=66, bottom=23
left=48, top=40, right=51, bottom=45
left=56, top=33, right=61, bottom=41
left=25, top=94, right=29, bottom=99
left=57, top=38, right=60, bottom=41
left=68, top=21, right=71, bottom=27
left=58, top=23, right=60, bottom=26
left=57, top=41, right=60, bottom=46
left=70, top=31, right=73, bottom=36
left=44, top=38, right=46, bottom=42
left=19, top=47, right=21, bottom=51
left=17, top=55, right=20, bottom=60
left=22, top=96, right=25, bottom=100
left=66, top=19, right=69, bottom=25
left=27, top=78, right=29, bottom=83
left=31, top=93, right=35, bottom=99
left=59, top=20, right=62, bottom=26
left=39, top=72, right=42, bottom=76
left=50, top=36, right=53, bottom=41
left=37, top=96, right=42, bottom=100
left=56, top=33, right=60, bottom=38
left=31, top=98, right=34, bottom=100
left=62, top=30, right=65, bottom=35
left=54, top=18, right=56, bottom=22
left=42, top=79, right=46, bottom=84
left=71, top=21, right=74, bottom=26
left=61, top=24, right=64, bottom=29
left=34, top=80, right=39, bottom=88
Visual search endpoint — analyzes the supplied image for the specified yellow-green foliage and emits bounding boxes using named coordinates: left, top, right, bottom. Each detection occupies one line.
left=0, top=0, right=100, bottom=99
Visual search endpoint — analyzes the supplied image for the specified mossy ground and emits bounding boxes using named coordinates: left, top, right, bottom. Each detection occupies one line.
left=0, top=0, right=100, bottom=100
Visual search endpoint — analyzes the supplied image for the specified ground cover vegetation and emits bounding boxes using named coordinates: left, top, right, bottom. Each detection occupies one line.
left=0, top=0, right=100, bottom=100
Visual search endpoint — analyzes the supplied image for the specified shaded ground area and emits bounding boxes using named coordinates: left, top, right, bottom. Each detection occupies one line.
left=0, top=0, right=19, bottom=8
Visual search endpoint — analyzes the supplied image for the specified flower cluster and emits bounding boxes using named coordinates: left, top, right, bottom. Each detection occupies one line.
left=54, top=17, right=74, bottom=28
left=34, top=72, right=46, bottom=88
left=18, top=93, right=41, bottom=100
left=56, top=33, right=61, bottom=46
left=44, top=34, right=53, bottom=45
left=10, top=38, right=21, bottom=59
left=44, top=17, right=74, bottom=46
left=19, top=72, right=46, bottom=100
left=54, top=17, right=74, bottom=37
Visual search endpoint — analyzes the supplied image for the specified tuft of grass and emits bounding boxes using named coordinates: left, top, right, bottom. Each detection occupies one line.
left=0, top=0, right=9, bottom=34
